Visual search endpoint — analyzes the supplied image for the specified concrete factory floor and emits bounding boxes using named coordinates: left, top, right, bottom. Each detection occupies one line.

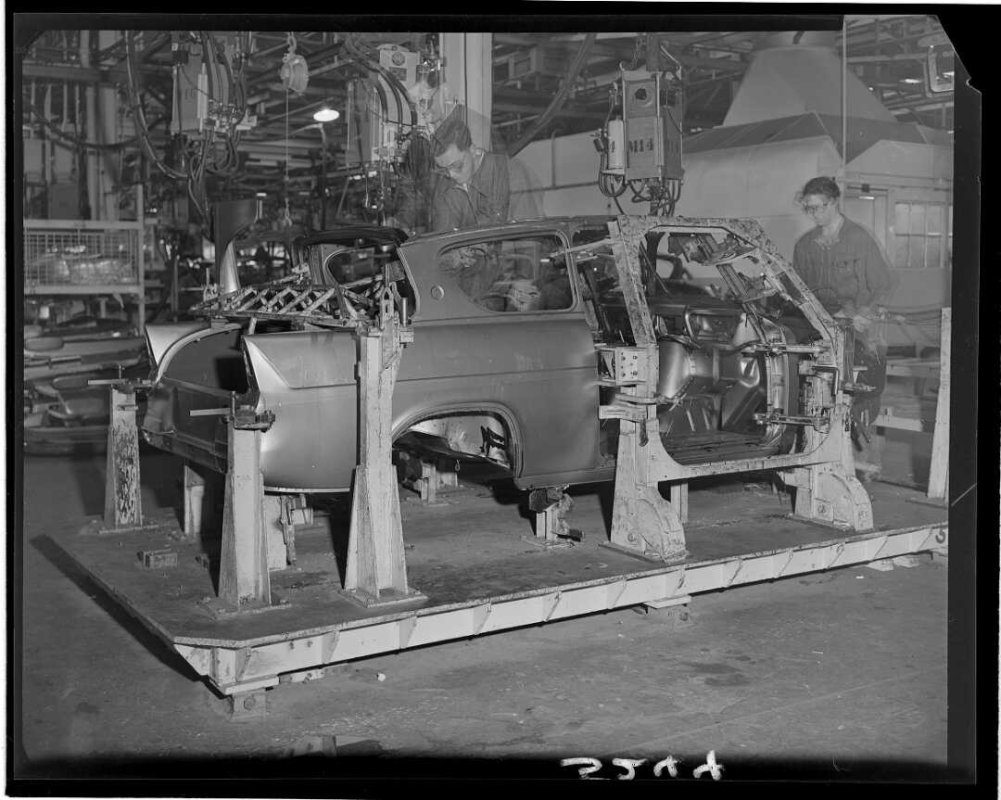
left=14, top=447, right=949, bottom=784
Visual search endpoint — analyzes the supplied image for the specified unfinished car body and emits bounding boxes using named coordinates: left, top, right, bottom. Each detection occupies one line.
left=141, top=216, right=829, bottom=494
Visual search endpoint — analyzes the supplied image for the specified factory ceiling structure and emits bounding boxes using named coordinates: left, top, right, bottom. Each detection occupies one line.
left=19, top=16, right=955, bottom=206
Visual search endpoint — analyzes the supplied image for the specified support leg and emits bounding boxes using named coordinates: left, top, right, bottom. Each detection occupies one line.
left=927, top=308, right=950, bottom=500
left=437, top=460, right=459, bottom=490
left=783, top=463, right=874, bottom=531
left=419, top=460, right=437, bottom=505
left=667, top=481, right=688, bottom=523
left=524, top=487, right=578, bottom=549
left=605, top=419, right=687, bottom=562
left=219, top=424, right=271, bottom=609
left=413, top=458, right=459, bottom=505
left=103, top=385, right=143, bottom=529
left=641, top=595, right=694, bottom=628
left=262, top=495, right=290, bottom=572
left=227, top=689, right=269, bottom=722
left=342, top=328, right=424, bottom=607
left=183, top=464, right=206, bottom=538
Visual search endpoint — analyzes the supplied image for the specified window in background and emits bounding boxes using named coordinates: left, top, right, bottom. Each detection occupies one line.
left=893, top=202, right=952, bottom=269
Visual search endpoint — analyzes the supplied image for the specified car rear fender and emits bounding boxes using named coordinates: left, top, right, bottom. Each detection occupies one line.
left=148, top=322, right=237, bottom=382
left=242, top=329, right=357, bottom=394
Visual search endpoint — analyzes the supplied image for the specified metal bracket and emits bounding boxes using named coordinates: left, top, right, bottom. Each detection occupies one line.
left=753, top=411, right=831, bottom=432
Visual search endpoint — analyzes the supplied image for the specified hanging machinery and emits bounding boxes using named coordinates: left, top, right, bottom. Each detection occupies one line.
left=342, top=35, right=445, bottom=225
left=596, top=36, right=684, bottom=216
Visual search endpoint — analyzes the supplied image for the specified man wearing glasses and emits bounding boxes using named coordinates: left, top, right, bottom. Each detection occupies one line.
left=792, top=176, right=893, bottom=477
left=429, top=108, right=511, bottom=232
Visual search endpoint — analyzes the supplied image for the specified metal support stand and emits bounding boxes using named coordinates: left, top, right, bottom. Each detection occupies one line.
left=82, top=380, right=161, bottom=536
left=341, top=313, right=425, bottom=608
left=228, top=689, right=269, bottom=722
left=927, top=308, right=950, bottom=501
left=524, top=487, right=579, bottom=549
left=218, top=410, right=275, bottom=610
left=666, top=481, right=689, bottom=523
left=604, top=410, right=687, bottom=562
left=183, top=464, right=206, bottom=538
left=782, top=462, right=874, bottom=531
left=103, top=384, right=144, bottom=530
left=416, top=458, right=459, bottom=505
left=641, top=594, right=694, bottom=628
left=779, top=371, right=874, bottom=532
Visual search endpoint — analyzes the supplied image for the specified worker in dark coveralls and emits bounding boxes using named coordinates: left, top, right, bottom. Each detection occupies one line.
left=430, top=110, right=510, bottom=231
left=793, top=176, right=893, bottom=474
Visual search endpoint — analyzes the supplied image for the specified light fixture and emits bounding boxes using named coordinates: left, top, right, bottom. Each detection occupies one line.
left=901, top=77, right=922, bottom=85
left=313, top=106, right=340, bottom=123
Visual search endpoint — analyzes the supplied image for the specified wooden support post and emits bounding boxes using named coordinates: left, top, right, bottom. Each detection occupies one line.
left=419, top=460, right=438, bottom=505
left=414, top=458, right=459, bottom=505
left=342, top=322, right=424, bottom=607
left=927, top=308, right=950, bottom=500
left=668, top=481, right=689, bottom=523
left=262, top=495, right=290, bottom=572
left=103, top=384, right=143, bottom=529
left=183, top=464, right=206, bottom=538
left=219, top=421, right=271, bottom=609
left=438, top=461, right=459, bottom=490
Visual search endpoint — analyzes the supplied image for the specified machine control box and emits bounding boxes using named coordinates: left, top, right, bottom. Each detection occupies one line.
left=620, top=69, right=683, bottom=182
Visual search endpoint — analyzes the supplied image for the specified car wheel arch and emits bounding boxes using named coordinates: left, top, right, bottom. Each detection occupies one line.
left=392, top=402, right=524, bottom=475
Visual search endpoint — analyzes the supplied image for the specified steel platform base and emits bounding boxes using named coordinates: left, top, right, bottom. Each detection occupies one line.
left=52, top=481, right=947, bottom=698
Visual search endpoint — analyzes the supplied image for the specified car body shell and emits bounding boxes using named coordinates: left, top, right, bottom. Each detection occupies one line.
left=141, top=216, right=792, bottom=493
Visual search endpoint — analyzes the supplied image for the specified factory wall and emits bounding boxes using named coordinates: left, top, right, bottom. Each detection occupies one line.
left=509, top=132, right=614, bottom=219
left=674, top=136, right=843, bottom=259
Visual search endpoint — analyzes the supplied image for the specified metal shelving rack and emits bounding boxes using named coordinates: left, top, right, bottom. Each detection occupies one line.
left=23, top=186, right=146, bottom=333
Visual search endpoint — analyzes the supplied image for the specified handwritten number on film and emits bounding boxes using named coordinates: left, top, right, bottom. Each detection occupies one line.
left=560, top=752, right=722, bottom=780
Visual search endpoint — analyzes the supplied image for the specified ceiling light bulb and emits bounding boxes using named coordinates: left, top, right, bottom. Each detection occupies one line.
left=901, top=77, right=922, bottom=85
left=313, top=107, right=340, bottom=123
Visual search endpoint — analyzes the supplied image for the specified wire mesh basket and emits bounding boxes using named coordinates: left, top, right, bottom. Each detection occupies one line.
left=24, top=225, right=140, bottom=287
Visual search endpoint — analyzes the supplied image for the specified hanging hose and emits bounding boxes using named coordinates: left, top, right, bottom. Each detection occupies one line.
left=509, top=33, right=597, bottom=157
left=344, top=35, right=416, bottom=125
left=124, top=32, right=187, bottom=180
left=344, top=36, right=409, bottom=128
left=27, top=104, right=139, bottom=151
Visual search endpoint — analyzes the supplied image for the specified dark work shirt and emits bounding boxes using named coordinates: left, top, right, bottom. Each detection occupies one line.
left=792, top=217, right=893, bottom=316
left=431, top=150, right=510, bottom=231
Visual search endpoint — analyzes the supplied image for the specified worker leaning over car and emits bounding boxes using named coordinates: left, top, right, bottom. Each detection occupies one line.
left=429, top=109, right=511, bottom=232
left=792, top=175, right=894, bottom=474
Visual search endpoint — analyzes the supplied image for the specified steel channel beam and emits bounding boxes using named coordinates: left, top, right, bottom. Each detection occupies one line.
left=174, top=523, right=946, bottom=696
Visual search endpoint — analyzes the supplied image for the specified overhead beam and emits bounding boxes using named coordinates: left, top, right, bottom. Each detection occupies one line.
left=20, top=61, right=172, bottom=85
left=492, top=102, right=608, bottom=120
